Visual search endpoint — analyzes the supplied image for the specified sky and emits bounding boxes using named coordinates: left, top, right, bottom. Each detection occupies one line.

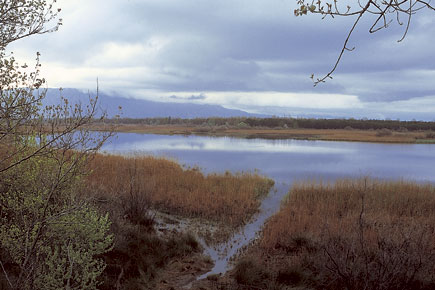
left=7, top=0, right=435, bottom=120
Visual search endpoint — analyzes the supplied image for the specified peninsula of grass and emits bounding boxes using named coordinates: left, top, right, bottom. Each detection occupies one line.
left=87, top=153, right=274, bottom=230
left=203, top=178, right=435, bottom=290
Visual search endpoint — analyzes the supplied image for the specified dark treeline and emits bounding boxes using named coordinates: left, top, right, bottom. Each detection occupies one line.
left=108, top=117, right=435, bottom=131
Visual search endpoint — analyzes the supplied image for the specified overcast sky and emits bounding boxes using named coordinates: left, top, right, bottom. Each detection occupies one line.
left=8, top=0, right=435, bottom=120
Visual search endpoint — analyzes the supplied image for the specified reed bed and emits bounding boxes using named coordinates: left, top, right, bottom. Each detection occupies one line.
left=86, top=154, right=273, bottom=227
left=252, top=178, right=435, bottom=290
left=262, top=178, right=435, bottom=249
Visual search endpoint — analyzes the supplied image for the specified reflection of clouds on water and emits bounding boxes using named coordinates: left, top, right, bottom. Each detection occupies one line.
left=101, top=133, right=435, bottom=184
left=103, top=135, right=354, bottom=154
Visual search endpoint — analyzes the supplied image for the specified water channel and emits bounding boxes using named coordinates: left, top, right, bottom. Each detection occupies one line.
left=101, top=133, right=435, bottom=277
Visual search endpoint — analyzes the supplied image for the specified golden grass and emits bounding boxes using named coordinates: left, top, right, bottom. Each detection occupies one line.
left=261, top=178, right=435, bottom=250
left=86, top=154, right=274, bottom=227
left=90, top=123, right=432, bottom=143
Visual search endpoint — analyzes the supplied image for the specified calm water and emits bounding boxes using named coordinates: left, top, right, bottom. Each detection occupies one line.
left=101, top=133, right=435, bottom=277
left=102, top=132, right=435, bottom=184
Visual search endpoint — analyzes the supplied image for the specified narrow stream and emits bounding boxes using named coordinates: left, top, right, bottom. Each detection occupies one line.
left=197, top=182, right=289, bottom=279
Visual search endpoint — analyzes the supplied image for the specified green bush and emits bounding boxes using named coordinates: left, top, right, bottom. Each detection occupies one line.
left=0, top=152, right=113, bottom=290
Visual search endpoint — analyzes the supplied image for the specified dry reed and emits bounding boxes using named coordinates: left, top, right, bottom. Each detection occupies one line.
left=86, top=154, right=273, bottom=227
left=261, top=178, right=435, bottom=249
left=255, top=178, right=435, bottom=290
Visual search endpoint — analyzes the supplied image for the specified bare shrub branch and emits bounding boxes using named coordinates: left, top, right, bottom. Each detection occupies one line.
left=294, top=0, right=435, bottom=85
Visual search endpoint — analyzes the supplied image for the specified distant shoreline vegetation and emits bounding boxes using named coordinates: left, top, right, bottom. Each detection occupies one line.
left=103, top=116, right=435, bottom=131
left=94, top=117, right=435, bottom=144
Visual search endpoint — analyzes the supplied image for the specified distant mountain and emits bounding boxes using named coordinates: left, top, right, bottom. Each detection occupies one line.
left=43, top=88, right=264, bottom=118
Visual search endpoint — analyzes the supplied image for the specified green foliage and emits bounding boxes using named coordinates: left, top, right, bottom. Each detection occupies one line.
left=0, top=1, right=114, bottom=289
left=0, top=152, right=113, bottom=290
left=34, top=209, right=113, bottom=290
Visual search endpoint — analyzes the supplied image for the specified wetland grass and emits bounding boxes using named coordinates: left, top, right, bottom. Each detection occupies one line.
left=215, top=178, right=435, bottom=290
left=83, top=153, right=272, bottom=289
left=87, top=153, right=274, bottom=227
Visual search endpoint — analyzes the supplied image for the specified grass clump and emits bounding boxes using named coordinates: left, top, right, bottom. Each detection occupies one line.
left=98, top=219, right=201, bottom=289
left=233, top=258, right=270, bottom=287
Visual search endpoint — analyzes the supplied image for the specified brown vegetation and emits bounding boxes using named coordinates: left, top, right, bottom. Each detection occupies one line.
left=104, top=117, right=435, bottom=132
left=92, top=123, right=435, bottom=143
left=80, top=153, right=273, bottom=289
left=202, top=178, right=435, bottom=290
left=86, top=154, right=273, bottom=227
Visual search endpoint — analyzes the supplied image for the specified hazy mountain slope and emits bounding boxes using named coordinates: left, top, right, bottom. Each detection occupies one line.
left=42, top=88, right=263, bottom=118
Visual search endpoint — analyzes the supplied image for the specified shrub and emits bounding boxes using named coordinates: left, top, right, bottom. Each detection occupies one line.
left=233, top=258, right=270, bottom=287
left=0, top=153, right=113, bottom=290
left=237, top=122, right=250, bottom=128
left=276, top=267, right=305, bottom=286
left=376, top=128, right=393, bottom=137
left=99, top=226, right=200, bottom=289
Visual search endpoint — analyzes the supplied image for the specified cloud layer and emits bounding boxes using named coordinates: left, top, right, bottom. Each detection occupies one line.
left=7, top=0, right=435, bottom=120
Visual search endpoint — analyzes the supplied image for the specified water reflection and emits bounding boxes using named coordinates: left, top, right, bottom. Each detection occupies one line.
left=104, top=135, right=353, bottom=154
left=102, top=133, right=435, bottom=183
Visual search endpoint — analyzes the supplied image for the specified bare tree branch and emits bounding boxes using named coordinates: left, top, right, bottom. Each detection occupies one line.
left=294, top=0, right=435, bottom=85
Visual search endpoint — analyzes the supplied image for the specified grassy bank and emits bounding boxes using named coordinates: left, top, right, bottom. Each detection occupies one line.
left=201, top=178, right=435, bottom=290
left=92, top=123, right=435, bottom=144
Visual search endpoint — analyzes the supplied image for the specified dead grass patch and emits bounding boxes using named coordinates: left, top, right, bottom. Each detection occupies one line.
left=86, top=153, right=274, bottom=228
left=254, top=178, right=435, bottom=290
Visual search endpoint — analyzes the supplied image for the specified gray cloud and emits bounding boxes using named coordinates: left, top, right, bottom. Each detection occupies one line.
left=170, top=93, right=207, bottom=101
left=6, top=0, right=435, bottom=120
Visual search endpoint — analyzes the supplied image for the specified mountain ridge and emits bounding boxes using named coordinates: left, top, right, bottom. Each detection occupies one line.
left=43, top=88, right=266, bottom=118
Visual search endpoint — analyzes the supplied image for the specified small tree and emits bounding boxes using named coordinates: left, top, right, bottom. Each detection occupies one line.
left=0, top=1, right=114, bottom=289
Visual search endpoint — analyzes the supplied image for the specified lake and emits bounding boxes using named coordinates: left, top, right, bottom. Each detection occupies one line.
left=101, top=132, right=435, bottom=276
left=102, top=132, right=435, bottom=184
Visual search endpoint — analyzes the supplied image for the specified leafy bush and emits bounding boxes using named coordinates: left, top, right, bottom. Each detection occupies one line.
left=0, top=153, right=113, bottom=290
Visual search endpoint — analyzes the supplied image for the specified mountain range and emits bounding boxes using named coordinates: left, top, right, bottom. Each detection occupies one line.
left=43, top=88, right=264, bottom=119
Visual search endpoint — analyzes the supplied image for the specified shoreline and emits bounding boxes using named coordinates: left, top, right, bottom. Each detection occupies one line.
left=92, top=124, right=435, bottom=144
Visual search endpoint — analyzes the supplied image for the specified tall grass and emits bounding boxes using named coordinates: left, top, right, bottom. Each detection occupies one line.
left=86, top=154, right=274, bottom=227
left=85, top=154, right=272, bottom=289
left=257, top=178, right=435, bottom=290
left=262, top=178, right=435, bottom=249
